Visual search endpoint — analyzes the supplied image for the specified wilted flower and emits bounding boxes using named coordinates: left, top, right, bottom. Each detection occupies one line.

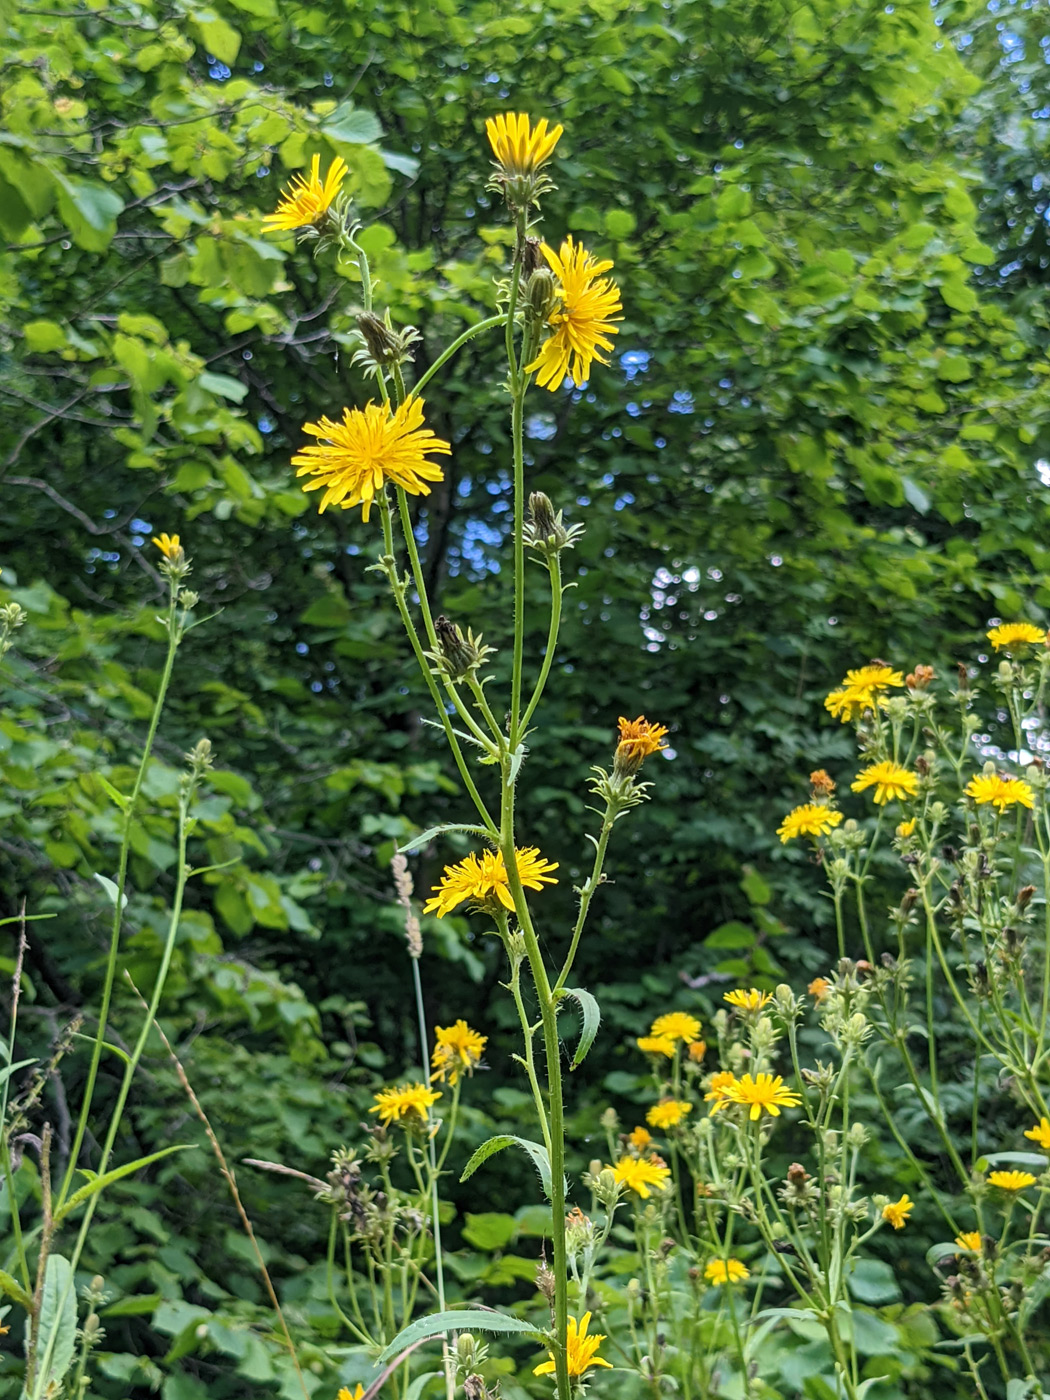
left=614, top=715, right=669, bottom=774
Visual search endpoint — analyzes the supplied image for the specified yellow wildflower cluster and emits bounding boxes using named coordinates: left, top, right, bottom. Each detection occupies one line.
left=824, top=663, right=903, bottom=724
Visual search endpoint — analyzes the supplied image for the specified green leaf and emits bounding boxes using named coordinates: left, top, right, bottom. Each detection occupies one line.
left=93, top=873, right=128, bottom=910
left=981, top=1151, right=1047, bottom=1168
left=23, top=320, right=68, bottom=354
left=34, top=1254, right=78, bottom=1393
left=604, top=209, right=636, bottom=239
left=461, top=1134, right=555, bottom=1201
left=322, top=104, right=383, bottom=146
left=0, top=1269, right=32, bottom=1309
left=462, top=1212, right=517, bottom=1251
left=901, top=476, right=930, bottom=514
left=846, top=1258, right=901, bottom=1305
left=193, top=12, right=241, bottom=63
left=403, top=1373, right=444, bottom=1400
left=375, top=1309, right=544, bottom=1367
left=396, top=824, right=489, bottom=856
left=55, top=1144, right=195, bottom=1223
left=563, top=986, right=601, bottom=1070
left=936, top=353, right=972, bottom=383
left=198, top=371, right=247, bottom=403
left=0, top=1056, right=36, bottom=1088
left=703, top=920, right=755, bottom=950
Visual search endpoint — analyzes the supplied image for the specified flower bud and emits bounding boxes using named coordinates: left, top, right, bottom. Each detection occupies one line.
left=456, top=1333, right=476, bottom=1364
left=527, top=268, right=557, bottom=323
left=358, top=312, right=403, bottom=364
left=435, top=615, right=480, bottom=679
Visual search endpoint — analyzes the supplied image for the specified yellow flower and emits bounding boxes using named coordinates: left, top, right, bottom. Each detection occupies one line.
left=808, top=976, right=830, bottom=1002
left=1024, top=1118, right=1050, bottom=1151
left=687, top=1039, right=707, bottom=1064
left=704, top=1070, right=737, bottom=1112
left=526, top=236, right=622, bottom=390
left=882, top=1194, right=913, bottom=1230
left=851, top=761, right=918, bottom=805
left=627, top=1125, right=653, bottom=1152
left=337, top=1387, right=365, bottom=1400
left=534, top=1312, right=612, bottom=1378
left=423, top=846, right=558, bottom=918
left=369, top=1082, right=441, bottom=1125
left=988, top=622, right=1046, bottom=651
left=896, top=818, right=917, bottom=838
left=292, top=397, right=450, bottom=521
left=611, top=1154, right=671, bottom=1198
left=842, top=665, right=904, bottom=691
left=263, top=154, right=349, bottom=233
left=704, top=1258, right=749, bottom=1285
left=719, top=1072, right=801, bottom=1121
left=615, top=714, right=669, bottom=772
left=777, top=803, right=843, bottom=843
left=965, top=773, right=1034, bottom=813
left=954, top=1231, right=982, bottom=1252
left=988, top=1169, right=1037, bottom=1191
left=486, top=112, right=563, bottom=177
left=649, top=1011, right=702, bottom=1044
left=431, top=1020, right=487, bottom=1085
left=723, top=989, right=772, bottom=1014
left=824, top=684, right=877, bottom=723
left=646, top=1099, right=693, bottom=1130
left=637, top=1034, right=676, bottom=1058
left=152, top=532, right=182, bottom=562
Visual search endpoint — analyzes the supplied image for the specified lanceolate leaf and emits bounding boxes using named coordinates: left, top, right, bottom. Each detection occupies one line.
left=55, top=1144, right=195, bottom=1223
left=376, top=1309, right=544, bottom=1367
left=460, top=1134, right=556, bottom=1202
left=563, top=986, right=601, bottom=1070
left=33, top=1254, right=77, bottom=1394
left=395, top=825, right=489, bottom=856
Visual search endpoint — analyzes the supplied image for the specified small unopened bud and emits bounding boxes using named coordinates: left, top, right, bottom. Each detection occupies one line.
left=435, top=615, right=480, bottom=679
left=358, top=311, right=403, bottom=363
left=528, top=492, right=565, bottom=546
left=527, top=268, right=557, bottom=323
left=456, top=1333, right=476, bottom=1364
left=1017, top=884, right=1036, bottom=910
left=178, top=588, right=199, bottom=609
left=185, top=737, right=214, bottom=773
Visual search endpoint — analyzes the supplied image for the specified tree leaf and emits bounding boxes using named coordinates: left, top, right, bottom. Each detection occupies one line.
left=375, top=1309, right=544, bottom=1367
left=562, top=986, right=601, bottom=1070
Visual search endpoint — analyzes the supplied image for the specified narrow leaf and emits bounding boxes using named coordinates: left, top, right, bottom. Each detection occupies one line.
left=0, top=1268, right=32, bottom=1308
left=563, top=987, right=601, bottom=1070
left=460, top=1135, right=554, bottom=1201
left=376, top=1310, right=544, bottom=1367
left=396, top=825, right=488, bottom=857
left=0, top=1057, right=37, bottom=1088
left=55, top=1144, right=194, bottom=1223
left=34, top=1254, right=77, bottom=1391
left=93, top=873, right=128, bottom=910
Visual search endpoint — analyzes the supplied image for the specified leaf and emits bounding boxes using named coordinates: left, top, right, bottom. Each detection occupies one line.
left=563, top=986, right=601, bottom=1070
left=95, top=775, right=130, bottom=811
left=0, top=1056, right=36, bottom=1088
left=198, top=371, right=247, bottom=403
left=902, top=476, right=930, bottom=514
left=322, top=104, right=383, bottom=146
left=375, top=1309, right=544, bottom=1367
left=93, top=873, right=128, bottom=910
left=34, top=1254, right=77, bottom=1393
left=846, top=1258, right=901, bottom=1305
left=396, top=824, right=488, bottom=856
left=981, top=1151, right=1047, bottom=1168
left=0, top=1269, right=32, bottom=1308
left=461, top=1134, right=555, bottom=1201
left=462, top=1212, right=517, bottom=1251
left=55, top=1144, right=195, bottom=1223
left=193, top=13, right=241, bottom=63
left=403, top=1372, right=444, bottom=1400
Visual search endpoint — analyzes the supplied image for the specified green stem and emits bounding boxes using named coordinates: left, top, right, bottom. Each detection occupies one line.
left=56, top=578, right=181, bottom=1209
left=554, top=797, right=616, bottom=994
left=412, top=315, right=508, bottom=397
left=520, top=553, right=563, bottom=735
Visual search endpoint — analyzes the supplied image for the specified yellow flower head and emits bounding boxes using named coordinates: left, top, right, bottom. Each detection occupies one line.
left=152, top=532, right=182, bottom=563
left=431, top=1020, right=487, bottom=1085
left=704, top=1257, right=749, bottom=1285
left=534, top=1312, right=612, bottom=1378
left=292, top=397, right=450, bottom=521
left=337, top=1387, right=365, bottom=1400
left=526, top=236, right=622, bottom=391
left=263, top=154, right=349, bottom=233
left=842, top=665, right=904, bottom=691
left=717, top=1072, right=801, bottom=1121
left=723, top=989, right=772, bottom=1014
left=954, top=1231, right=982, bottom=1252
left=615, top=714, right=669, bottom=773
left=486, top=112, right=563, bottom=178
left=1024, top=1118, right=1050, bottom=1151
left=646, top=1099, right=693, bottom=1130
left=610, top=1153, right=672, bottom=1198
left=422, top=846, right=558, bottom=918
left=824, top=684, right=878, bottom=723
left=882, top=1194, right=913, bottom=1230
left=896, top=818, right=917, bottom=838
left=851, top=761, right=918, bottom=806
left=627, top=1125, right=653, bottom=1152
left=808, top=976, right=830, bottom=1002
left=777, top=803, right=843, bottom=843
left=988, top=622, right=1046, bottom=651
left=704, top=1070, right=737, bottom=1112
left=369, top=1082, right=441, bottom=1126
left=988, top=1169, right=1037, bottom=1192
left=649, top=1011, right=702, bottom=1044
left=965, top=773, right=1034, bottom=814
left=637, top=1034, right=676, bottom=1058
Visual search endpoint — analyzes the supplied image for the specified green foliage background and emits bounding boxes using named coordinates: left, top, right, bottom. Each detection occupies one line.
left=3, top=0, right=1050, bottom=1394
